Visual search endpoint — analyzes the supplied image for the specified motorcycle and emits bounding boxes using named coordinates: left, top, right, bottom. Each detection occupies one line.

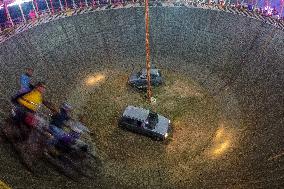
left=3, top=102, right=102, bottom=180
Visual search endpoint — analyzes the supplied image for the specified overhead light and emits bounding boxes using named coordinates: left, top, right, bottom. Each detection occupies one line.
left=1, top=0, right=33, bottom=8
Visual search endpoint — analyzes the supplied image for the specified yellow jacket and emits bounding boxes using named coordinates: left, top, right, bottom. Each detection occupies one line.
left=17, top=89, right=43, bottom=112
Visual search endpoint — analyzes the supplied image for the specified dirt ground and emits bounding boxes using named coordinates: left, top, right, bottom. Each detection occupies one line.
left=0, top=68, right=242, bottom=188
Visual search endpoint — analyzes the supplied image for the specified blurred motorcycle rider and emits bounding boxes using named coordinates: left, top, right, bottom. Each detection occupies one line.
left=17, top=82, right=46, bottom=113
left=48, top=103, right=74, bottom=152
left=50, top=103, right=72, bottom=129
left=12, top=82, right=46, bottom=140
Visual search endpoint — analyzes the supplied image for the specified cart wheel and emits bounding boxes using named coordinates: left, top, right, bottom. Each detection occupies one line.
left=11, top=108, right=16, bottom=117
left=153, top=136, right=162, bottom=141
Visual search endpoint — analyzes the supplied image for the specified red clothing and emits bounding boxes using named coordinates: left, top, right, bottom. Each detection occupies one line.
left=29, top=11, right=36, bottom=20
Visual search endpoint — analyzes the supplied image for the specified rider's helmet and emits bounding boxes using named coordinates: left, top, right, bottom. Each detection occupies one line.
left=62, top=103, right=72, bottom=111
left=35, top=82, right=46, bottom=93
left=70, top=121, right=85, bottom=134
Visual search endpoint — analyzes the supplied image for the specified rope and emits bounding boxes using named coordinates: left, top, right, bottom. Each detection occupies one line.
left=145, top=0, right=152, bottom=102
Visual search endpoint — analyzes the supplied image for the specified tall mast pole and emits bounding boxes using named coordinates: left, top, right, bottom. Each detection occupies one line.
left=145, top=0, right=152, bottom=102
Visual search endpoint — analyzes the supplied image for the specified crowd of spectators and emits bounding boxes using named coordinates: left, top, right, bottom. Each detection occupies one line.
left=1, top=0, right=284, bottom=34
left=177, top=0, right=284, bottom=20
left=222, top=2, right=282, bottom=19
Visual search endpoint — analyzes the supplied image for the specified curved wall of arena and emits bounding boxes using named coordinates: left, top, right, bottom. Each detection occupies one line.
left=0, top=6, right=283, bottom=185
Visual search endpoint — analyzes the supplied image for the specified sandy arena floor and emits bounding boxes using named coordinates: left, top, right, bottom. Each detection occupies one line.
left=0, top=68, right=257, bottom=188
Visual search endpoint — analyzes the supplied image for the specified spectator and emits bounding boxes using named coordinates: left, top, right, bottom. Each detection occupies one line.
left=248, top=4, right=253, bottom=11
left=19, top=68, right=34, bottom=94
left=29, top=10, right=37, bottom=21
left=272, top=7, right=278, bottom=15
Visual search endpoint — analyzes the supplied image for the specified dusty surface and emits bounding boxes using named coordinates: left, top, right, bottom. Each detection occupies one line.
left=0, top=68, right=248, bottom=188
left=0, top=4, right=283, bottom=188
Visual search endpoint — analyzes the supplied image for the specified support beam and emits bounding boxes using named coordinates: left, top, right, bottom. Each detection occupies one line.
left=44, top=0, right=51, bottom=13
left=19, top=4, right=26, bottom=23
left=4, top=3, right=14, bottom=27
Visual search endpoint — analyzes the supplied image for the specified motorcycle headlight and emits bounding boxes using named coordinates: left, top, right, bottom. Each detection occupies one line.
left=165, top=133, right=168, bottom=138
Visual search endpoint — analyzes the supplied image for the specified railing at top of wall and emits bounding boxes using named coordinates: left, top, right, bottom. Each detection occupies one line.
left=1, top=1, right=284, bottom=44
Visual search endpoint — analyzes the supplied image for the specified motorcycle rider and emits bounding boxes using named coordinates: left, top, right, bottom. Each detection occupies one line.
left=49, top=103, right=72, bottom=129
left=16, top=82, right=46, bottom=113
left=12, top=82, right=47, bottom=140
left=48, top=103, right=74, bottom=151
left=48, top=105, right=92, bottom=154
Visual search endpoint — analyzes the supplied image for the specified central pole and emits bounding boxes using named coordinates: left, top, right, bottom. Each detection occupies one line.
left=145, top=0, right=152, bottom=102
